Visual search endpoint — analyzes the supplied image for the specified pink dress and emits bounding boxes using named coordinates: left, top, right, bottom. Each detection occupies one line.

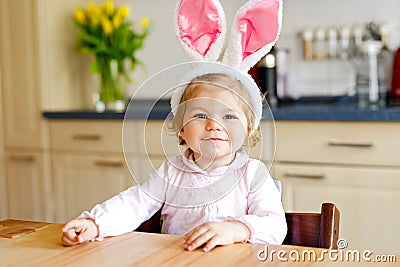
left=80, top=149, right=287, bottom=244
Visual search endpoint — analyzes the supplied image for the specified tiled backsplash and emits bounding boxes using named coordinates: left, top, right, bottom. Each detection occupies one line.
left=275, top=0, right=400, bottom=97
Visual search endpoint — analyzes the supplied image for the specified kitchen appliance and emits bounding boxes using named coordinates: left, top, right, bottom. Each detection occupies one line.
left=354, top=40, right=385, bottom=108
left=257, top=47, right=292, bottom=107
left=257, top=47, right=277, bottom=107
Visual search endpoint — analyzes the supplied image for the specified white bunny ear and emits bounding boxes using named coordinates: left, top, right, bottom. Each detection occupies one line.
left=175, top=0, right=226, bottom=61
left=222, top=0, right=283, bottom=72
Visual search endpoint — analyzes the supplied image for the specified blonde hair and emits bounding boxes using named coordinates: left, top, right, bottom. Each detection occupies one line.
left=168, top=73, right=261, bottom=147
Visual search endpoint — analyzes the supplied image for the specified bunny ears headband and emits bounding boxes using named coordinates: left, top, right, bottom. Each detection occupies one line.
left=170, top=0, right=283, bottom=128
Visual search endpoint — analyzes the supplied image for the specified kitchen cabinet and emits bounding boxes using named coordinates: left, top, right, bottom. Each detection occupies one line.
left=4, top=150, right=53, bottom=222
left=44, top=118, right=400, bottom=254
left=51, top=153, right=133, bottom=223
left=0, top=0, right=47, bottom=149
left=0, top=0, right=96, bottom=221
left=0, top=0, right=53, bottom=221
left=49, top=120, right=135, bottom=223
left=273, top=121, right=400, bottom=254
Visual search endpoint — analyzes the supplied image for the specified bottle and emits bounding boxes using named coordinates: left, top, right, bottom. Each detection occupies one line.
left=314, top=28, right=326, bottom=60
left=339, top=26, right=351, bottom=59
left=327, top=27, right=338, bottom=59
left=276, top=48, right=291, bottom=101
left=356, top=40, right=384, bottom=108
left=302, top=29, right=313, bottom=60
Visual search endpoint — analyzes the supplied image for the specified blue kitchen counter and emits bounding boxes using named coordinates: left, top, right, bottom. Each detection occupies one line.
left=43, top=97, right=400, bottom=122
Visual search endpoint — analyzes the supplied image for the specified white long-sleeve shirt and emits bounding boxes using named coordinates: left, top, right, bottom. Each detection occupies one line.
left=80, top=149, right=287, bottom=244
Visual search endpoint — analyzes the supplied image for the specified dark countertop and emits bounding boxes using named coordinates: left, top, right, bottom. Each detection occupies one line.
left=43, top=97, right=400, bottom=122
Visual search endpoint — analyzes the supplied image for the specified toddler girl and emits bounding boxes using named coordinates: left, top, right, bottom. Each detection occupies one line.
left=61, top=72, right=287, bottom=252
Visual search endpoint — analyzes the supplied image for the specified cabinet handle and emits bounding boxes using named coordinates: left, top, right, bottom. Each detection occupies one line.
left=327, top=139, right=373, bottom=148
left=283, top=172, right=325, bottom=179
left=94, top=160, right=124, bottom=167
left=9, top=155, right=35, bottom=162
left=72, top=134, right=101, bottom=141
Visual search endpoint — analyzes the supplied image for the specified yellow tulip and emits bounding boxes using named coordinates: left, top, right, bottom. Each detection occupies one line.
left=103, top=1, right=114, bottom=16
left=90, top=16, right=100, bottom=26
left=118, top=6, right=129, bottom=19
left=101, top=17, right=113, bottom=35
left=87, top=2, right=101, bottom=26
left=88, top=2, right=101, bottom=17
left=74, top=8, right=86, bottom=24
left=112, top=15, right=122, bottom=29
left=141, top=17, right=149, bottom=29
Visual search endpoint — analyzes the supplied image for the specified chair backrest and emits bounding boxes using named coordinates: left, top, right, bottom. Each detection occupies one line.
left=283, top=202, right=340, bottom=249
left=136, top=209, right=163, bottom=233
left=137, top=202, right=340, bottom=249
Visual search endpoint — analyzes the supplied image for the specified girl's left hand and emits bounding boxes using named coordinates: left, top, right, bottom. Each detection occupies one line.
left=183, top=221, right=250, bottom=252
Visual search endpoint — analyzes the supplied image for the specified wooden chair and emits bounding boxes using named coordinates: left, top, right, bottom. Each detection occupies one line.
left=136, top=203, right=340, bottom=249
left=136, top=202, right=340, bottom=249
left=283, top=202, right=340, bottom=249
left=136, top=209, right=163, bottom=233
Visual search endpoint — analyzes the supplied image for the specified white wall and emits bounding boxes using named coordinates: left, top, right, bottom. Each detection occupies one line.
left=127, top=0, right=240, bottom=99
left=129, top=0, right=400, bottom=99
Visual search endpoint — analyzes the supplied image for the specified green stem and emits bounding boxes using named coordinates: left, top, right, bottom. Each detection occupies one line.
left=98, top=58, right=124, bottom=103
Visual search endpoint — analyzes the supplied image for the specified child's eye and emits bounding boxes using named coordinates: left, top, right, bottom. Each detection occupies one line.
left=223, top=114, right=236, bottom=120
left=194, top=113, right=208, bottom=119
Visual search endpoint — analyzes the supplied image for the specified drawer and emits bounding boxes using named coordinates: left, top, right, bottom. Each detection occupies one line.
left=49, top=120, right=123, bottom=153
left=273, top=162, right=400, bottom=253
left=275, top=121, right=400, bottom=167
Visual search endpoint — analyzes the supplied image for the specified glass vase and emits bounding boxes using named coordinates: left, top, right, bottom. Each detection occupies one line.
left=94, top=58, right=126, bottom=112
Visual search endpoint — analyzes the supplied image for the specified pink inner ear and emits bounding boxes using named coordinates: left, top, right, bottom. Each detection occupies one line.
left=178, top=0, right=222, bottom=57
left=238, top=0, right=280, bottom=60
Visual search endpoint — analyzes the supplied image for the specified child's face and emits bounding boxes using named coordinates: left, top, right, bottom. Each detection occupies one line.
left=180, top=84, right=249, bottom=164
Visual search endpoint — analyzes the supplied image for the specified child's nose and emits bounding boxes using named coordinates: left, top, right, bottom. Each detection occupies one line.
left=205, top=118, right=222, bottom=131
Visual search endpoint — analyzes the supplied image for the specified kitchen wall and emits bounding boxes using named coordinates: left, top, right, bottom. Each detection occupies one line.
left=276, top=0, right=400, bottom=98
left=36, top=0, right=400, bottom=109
left=129, top=0, right=400, bottom=99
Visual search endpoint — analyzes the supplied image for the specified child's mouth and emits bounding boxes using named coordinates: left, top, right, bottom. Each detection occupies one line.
left=205, top=138, right=226, bottom=141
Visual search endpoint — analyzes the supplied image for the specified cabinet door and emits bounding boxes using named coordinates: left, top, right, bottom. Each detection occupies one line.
left=52, top=153, right=134, bottom=223
left=5, top=151, right=52, bottom=221
left=274, top=163, right=400, bottom=254
left=0, top=0, right=45, bottom=148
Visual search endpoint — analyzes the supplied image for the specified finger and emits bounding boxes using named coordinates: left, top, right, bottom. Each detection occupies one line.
left=186, top=230, right=215, bottom=251
left=203, top=236, right=220, bottom=252
left=76, top=226, right=96, bottom=243
left=62, top=219, right=83, bottom=233
left=63, top=228, right=78, bottom=241
left=61, top=233, right=79, bottom=246
left=184, top=225, right=208, bottom=247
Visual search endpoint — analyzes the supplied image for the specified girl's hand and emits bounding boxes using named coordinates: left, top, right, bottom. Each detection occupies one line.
left=183, top=221, right=250, bottom=252
left=61, top=218, right=98, bottom=246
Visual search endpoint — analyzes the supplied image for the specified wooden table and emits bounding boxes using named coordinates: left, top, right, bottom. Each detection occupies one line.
left=0, top=222, right=398, bottom=266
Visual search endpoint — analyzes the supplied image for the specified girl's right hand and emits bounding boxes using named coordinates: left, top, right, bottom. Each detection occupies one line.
left=61, top=218, right=98, bottom=246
